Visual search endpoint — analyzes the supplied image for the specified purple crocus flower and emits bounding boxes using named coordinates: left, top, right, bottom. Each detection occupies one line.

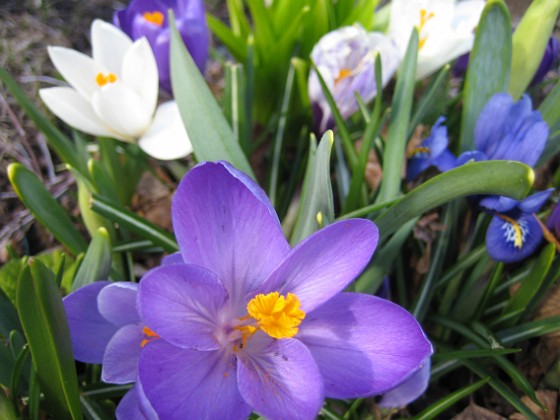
left=480, top=189, right=554, bottom=263
left=407, top=117, right=457, bottom=180
left=136, top=161, right=432, bottom=419
left=63, top=281, right=156, bottom=418
left=531, top=36, right=559, bottom=87
left=114, top=0, right=209, bottom=93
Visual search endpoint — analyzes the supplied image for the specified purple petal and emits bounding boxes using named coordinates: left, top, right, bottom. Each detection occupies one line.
left=63, top=281, right=117, bottom=363
left=519, top=189, right=554, bottom=213
left=238, top=336, right=324, bottom=420
left=139, top=341, right=251, bottom=419
left=432, top=149, right=457, bottom=172
left=479, top=195, right=519, bottom=213
left=97, top=282, right=140, bottom=327
left=547, top=202, right=560, bottom=237
left=102, top=324, right=143, bottom=384
left=139, top=264, right=227, bottom=350
left=456, top=150, right=487, bottom=166
left=161, top=252, right=183, bottom=266
left=116, top=383, right=157, bottom=420
left=172, top=161, right=290, bottom=306
left=378, top=358, right=431, bottom=408
left=475, top=93, right=514, bottom=155
left=486, top=212, right=543, bottom=263
left=297, top=293, right=433, bottom=397
left=259, top=219, right=378, bottom=312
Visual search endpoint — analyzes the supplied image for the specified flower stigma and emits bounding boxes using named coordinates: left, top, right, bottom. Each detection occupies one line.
left=234, top=292, right=306, bottom=349
left=95, top=72, right=117, bottom=87
left=418, top=9, right=435, bottom=50
left=143, top=11, right=164, bottom=26
left=140, top=326, right=160, bottom=348
left=497, top=214, right=526, bottom=249
left=335, top=68, right=353, bottom=85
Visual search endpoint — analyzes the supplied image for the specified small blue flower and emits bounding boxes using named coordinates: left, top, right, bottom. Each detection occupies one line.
left=481, top=189, right=554, bottom=263
left=407, top=117, right=457, bottom=180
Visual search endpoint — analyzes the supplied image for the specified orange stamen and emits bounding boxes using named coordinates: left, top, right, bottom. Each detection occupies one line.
left=140, top=326, right=160, bottom=348
left=143, top=11, right=164, bottom=26
left=95, top=72, right=117, bottom=87
left=418, top=9, right=435, bottom=50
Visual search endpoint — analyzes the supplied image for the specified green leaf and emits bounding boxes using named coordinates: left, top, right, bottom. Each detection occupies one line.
left=375, top=28, right=418, bottom=203
left=205, top=14, right=247, bottom=61
left=8, top=163, right=87, bottom=255
left=459, top=0, right=511, bottom=152
left=340, top=0, right=379, bottom=30
left=90, top=194, right=178, bottom=253
left=0, top=288, right=21, bottom=339
left=226, top=0, right=251, bottom=39
left=223, top=63, right=250, bottom=153
left=290, top=132, right=334, bottom=245
left=169, top=11, right=254, bottom=178
left=509, top=0, right=560, bottom=99
left=0, top=68, right=87, bottom=176
left=71, top=228, right=112, bottom=291
left=497, top=316, right=560, bottom=345
left=374, top=161, right=533, bottom=241
left=16, top=259, right=81, bottom=419
left=537, top=79, right=560, bottom=164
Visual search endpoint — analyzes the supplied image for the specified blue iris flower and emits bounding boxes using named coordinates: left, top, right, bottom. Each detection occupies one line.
left=480, top=189, right=554, bottom=263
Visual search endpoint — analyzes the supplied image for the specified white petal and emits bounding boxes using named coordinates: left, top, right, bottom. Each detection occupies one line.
left=39, top=87, right=117, bottom=138
left=92, top=83, right=152, bottom=140
left=47, top=47, right=101, bottom=101
left=122, top=38, right=158, bottom=115
left=91, top=20, right=133, bottom=76
left=138, top=101, right=192, bottom=160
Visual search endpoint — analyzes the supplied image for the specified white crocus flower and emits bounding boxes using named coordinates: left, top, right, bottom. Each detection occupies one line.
left=309, top=25, right=400, bottom=133
left=388, top=0, right=485, bottom=80
left=39, top=19, right=192, bottom=160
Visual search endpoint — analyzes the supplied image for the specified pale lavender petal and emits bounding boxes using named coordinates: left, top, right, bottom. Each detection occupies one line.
left=97, top=282, right=140, bottom=327
left=139, top=341, right=251, bottom=420
left=172, top=161, right=290, bottom=306
left=63, top=281, right=116, bottom=363
left=378, top=358, right=431, bottom=408
left=139, top=264, right=227, bottom=350
left=102, top=324, right=143, bottom=384
left=238, top=336, right=323, bottom=420
left=116, top=383, right=157, bottom=420
left=259, top=220, right=378, bottom=312
left=161, top=252, right=183, bottom=266
left=297, top=293, right=433, bottom=397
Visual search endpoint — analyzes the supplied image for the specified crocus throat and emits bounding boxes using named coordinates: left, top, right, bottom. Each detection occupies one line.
left=408, top=146, right=431, bottom=157
left=335, top=68, right=352, bottom=85
left=418, top=9, right=435, bottom=50
left=143, top=11, right=164, bottom=26
left=234, top=292, right=305, bottom=348
left=95, top=72, right=117, bottom=87
left=140, top=326, right=160, bottom=348
left=497, top=214, right=525, bottom=249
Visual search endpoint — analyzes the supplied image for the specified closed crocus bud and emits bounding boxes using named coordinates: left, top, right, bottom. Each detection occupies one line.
left=531, top=36, right=559, bottom=87
left=114, top=0, right=209, bottom=93
left=308, top=25, right=400, bottom=133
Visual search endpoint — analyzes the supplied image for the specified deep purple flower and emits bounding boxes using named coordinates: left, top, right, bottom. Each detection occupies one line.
left=63, top=281, right=156, bottom=418
left=480, top=189, right=553, bottom=263
left=531, top=37, right=559, bottom=87
left=114, top=0, right=209, bottom=93
left=379, top=357, right=431, bottom=408
left=547, top=201, right=560, bottom=238
left=407, top=117, right=457, bottom=180
left=136, top=161, right=432, bottom=419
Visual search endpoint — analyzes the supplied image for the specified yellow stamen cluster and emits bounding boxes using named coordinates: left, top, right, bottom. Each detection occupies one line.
left=418, top=9, right=435, bottom=50
left=335, top=68, right=352, bottom=85
left=235, top=292, right=305, bottom=348
left=95, top=72, right=117, bottom=87
left=140, top=326, right=159, bottom=348
left=143, top=11, right=164, bottom=26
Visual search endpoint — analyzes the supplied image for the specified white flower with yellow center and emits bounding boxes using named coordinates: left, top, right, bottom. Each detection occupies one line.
left=388, top=0, right=485, bottom=80
left=39, top=19, right=192, bottom=160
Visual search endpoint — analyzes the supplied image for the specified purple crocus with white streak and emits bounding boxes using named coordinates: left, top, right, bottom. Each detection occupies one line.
left=63, top=281, right=156, bottom=418
left=309, top=25, right=400, bottom=133
left=114, top=0, right=209, bottom=93
left=136, top=161, right=432, bottom=419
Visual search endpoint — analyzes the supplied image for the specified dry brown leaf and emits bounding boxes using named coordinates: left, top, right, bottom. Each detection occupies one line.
left=509, top=390, right=557, bottom=420
left=453, top=403, right=506, bottom=420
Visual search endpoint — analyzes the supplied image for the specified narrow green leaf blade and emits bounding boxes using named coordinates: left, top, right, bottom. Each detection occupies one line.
left=71, top=228, right=112, bottom=291
left=374, top=161, right=533, bottom=241
left=459, top=0, right=511, bottom=151
left=8, top=163, right=87, bottom=255
left=170, top=12, right=254, bottom=178
left=16, top=260, right=81, bottom=419
left=509, top=0, right=560, bottom=99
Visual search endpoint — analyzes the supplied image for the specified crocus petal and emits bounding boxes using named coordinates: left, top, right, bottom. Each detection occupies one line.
left=259, top=219, right=378, bottom=312
left=433, top=149, right=457, bottom=172
left=238, top=336, right=324, bottom=420
left=161, top=252, right=183, bottom=266
left=47, top=47, right=101, bottom=100
left=91, top=19, right=133, bottom=76
left=39, top=87, right=117, bottom=138
left=519, top=189, right=554, bottom=214
left=172, top=161, right=291, bottom=306
left=474, top=93, right=516, bottom=155
left=378, top=358, right=431, bottom=408
left=97, top=282, right=140, bottom=327
left=62, top=281, right=116, bottom=364
left=139, top=341, right=251, bottom=420
left=479, top=195, right=519, bottom=213
left=486, top=212, right=543, bottom=263
left=298, top=293, right=433, bottom=397
left=139, top=264, right=228, bottom=350
left=102, top=324, right=143, bottom=384
left=116, top=383, right=157, bottom=420
left=138, top=101, right=192, bottom=160
left=455, top=150, right=487, bottom=166
left=92, top=83, right=152, bottom=140
left=121, top=38, right=158, bottom=114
